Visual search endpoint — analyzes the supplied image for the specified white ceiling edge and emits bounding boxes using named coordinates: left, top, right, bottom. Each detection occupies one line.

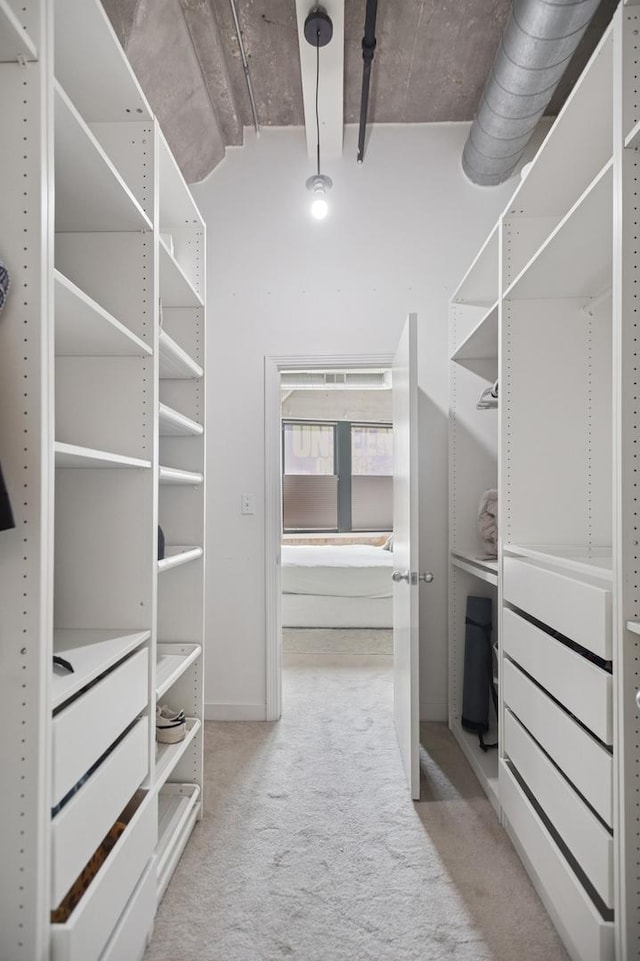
left=295, top=0, right=345, bottom=161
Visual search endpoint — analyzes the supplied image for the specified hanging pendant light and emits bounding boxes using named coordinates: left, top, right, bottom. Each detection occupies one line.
left=304, top=7, right=333, bottom=220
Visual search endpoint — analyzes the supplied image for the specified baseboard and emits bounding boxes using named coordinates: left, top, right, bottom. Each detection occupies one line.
left=204, top=702, right=267, bottom=721
left=420, top=697, right=448, bottom=722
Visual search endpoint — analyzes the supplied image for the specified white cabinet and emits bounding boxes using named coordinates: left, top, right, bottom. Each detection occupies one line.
left=448, top=7, right=639, bottom=959
left=0, top=1, right=206, bottom=957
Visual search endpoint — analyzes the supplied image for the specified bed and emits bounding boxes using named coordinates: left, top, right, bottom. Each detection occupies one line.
left=281, top=543, right=394, bottom=628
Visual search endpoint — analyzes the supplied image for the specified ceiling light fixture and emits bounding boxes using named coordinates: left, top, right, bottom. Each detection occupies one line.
left=304, top=7, right=333, bottom=220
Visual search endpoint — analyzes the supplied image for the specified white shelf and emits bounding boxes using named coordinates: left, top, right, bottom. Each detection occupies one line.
left=158, top=546, right=203, bottom=573
left=159, top=238, right=203, bottom=308
left=156, top=643, right=202, bottom=700
left=625, top=118, right=640, bottom=149
left=159, top=330, right=203, bottom=380
left=154, top=718, right=201, bottom=790
left=159, top=466, right=203, bottom=486
left=0, top=0, right=37, bottom=61
left=627, top=621, right=640, bottom=636
left=158, top=132, right=203, bottom=228
left=54, top=270, right=151, bottom=357
left=504, top=545, right=613, bottom=582
left=54, top=82, right=152, bottom=232
left=159, top=404, right=203, bottom=437
left=52, top=629, right=150, bottom=710
left=451, top=720, right=500, bottom=816
left=451, top=224, right=499, bottom=307
left=54, top=0, right=152, bottom=123
left=54, top=442, right=151, bottom=470
left=504, top=25, right=613, bottom=219
left=156, top=784, right=201, bottom=900
left=451, top=301, right=499, bottom=362
left=451, top=551, right=498, bottom=586
left=504, top=160, right=613, bottom=301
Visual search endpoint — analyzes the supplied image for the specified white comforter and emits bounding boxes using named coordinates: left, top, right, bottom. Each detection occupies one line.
left=281, top=544, right=393, bottom=598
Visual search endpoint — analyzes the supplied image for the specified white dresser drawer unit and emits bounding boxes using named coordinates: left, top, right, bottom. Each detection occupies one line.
left=51, top=788, right=156, bottom=961
left=503, top=556, right=612, bottom=660
left=51, top=716, right=149, bottom=907
left=503, top=659, right=613, bottom=826
left=52, top=647, right=149, bottom=808
left=98, top=860, right=156, bottom=961
left=500, top=760, right=614, bottom=961
left=503, top=607, right=613, bottom=744
left=504, top=709, right=614, bottom=907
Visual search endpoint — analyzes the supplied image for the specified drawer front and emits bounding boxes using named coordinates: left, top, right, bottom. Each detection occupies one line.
left=51, top=790, right=156, bottom=961
left=51, top=717, right=149, bottom=907
left=52, top=648, right=149, bottom=808
left=505, top=710, right=613, bottom=907
left=503, top=556, right=611, bottom=659
left=503, top=608, right=612, bottom=744
left=99, top=861, right=156, bottom=961
left=503, top=660, right=613, bottom=825
left=500, top=761, right=614, bottom=961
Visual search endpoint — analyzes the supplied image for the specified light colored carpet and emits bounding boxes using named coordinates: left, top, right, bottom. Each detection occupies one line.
left=282, top=627, right=393, bottom=655
left=144, top=656, right=569, bottom=961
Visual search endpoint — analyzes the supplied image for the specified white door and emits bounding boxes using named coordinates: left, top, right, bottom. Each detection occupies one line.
left=392, top=313, right=429, bottom=799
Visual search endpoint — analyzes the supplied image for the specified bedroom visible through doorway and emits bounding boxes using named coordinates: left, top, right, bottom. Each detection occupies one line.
left=279, top=367, right=394, bottom=664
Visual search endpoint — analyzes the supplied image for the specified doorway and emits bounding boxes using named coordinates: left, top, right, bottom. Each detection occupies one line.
left=264, top=353, right=395, bottom=721
left=280, top=368, right=394, bottom=664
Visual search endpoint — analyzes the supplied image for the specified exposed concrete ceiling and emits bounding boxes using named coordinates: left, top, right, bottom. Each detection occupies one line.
left=101, top=0, right=617, bottom=185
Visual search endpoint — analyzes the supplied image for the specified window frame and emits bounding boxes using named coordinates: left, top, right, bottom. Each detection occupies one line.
left=281, top=418, right=392, bottom=534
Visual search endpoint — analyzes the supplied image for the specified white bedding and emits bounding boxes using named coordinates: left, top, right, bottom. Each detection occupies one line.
left=281, top=544, right=393, bottom=598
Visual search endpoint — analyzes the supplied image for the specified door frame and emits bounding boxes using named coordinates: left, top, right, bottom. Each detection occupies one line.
left=264, top=352, right=395, bottom=721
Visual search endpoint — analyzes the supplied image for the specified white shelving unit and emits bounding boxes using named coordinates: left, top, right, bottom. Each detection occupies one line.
left=159, top=329, right=204, bottom=379
left=159, top=403, right=203, bottom=437
left=158, top=547, right=204, bottom=573
left=447, top=10, right=640, bottom=960
left=159, top=465, right=204, bottom=485
left=55, top=270, right=151, bottom=357
left=0, top=0, right=38, bottom=61
left=0, top=2, right=206, bottom=958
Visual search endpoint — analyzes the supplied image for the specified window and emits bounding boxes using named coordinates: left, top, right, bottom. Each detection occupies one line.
left=282, top=420, right=392, bottom=532
left=351, top=425, right=393, bottom=531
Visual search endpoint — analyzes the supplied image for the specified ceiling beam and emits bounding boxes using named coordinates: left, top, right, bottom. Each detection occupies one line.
left=295, top=0, right=344, bottom=161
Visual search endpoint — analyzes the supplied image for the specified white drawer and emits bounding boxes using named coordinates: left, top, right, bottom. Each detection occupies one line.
left=503, top=556, right=611, bottom=659
left=505, top=710, right=613, bottom=907
left=51, top=717, right=149, bottom=906
left=51, top=789, right=156, bottom=961
left=503, top=659, right=613, bottom=826
left=99, top=860, right=156, bottom=961
left=503, top=607, right=612, bottom=744
left=52, top=647, right=149, bottom=807
left=500, top=760, right=614, bottom=961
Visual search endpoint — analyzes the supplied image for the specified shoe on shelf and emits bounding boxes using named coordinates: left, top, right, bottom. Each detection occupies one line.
left=156, top=703, right=186, bottom=743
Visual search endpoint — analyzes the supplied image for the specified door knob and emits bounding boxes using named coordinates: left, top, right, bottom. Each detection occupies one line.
left=418, top=572, right=434, bottom=583
left=392, top=570, right=410, bottom=583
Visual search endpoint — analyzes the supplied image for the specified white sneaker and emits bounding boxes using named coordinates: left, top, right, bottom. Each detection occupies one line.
left=156, top=704, right=186, bottom=743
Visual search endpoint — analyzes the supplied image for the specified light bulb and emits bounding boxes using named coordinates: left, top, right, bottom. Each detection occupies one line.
left=306, top=173, right=332, bottom=222
left=311, top=196, right=329, bottom=220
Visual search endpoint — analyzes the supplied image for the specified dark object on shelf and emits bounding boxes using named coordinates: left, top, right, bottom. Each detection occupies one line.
left=0, top=259, right=9, bottom=314
left=461, top=595, right=497, bottom=752
left=0, top=462, right=14, bottom=531
left=158, top=524, right=165, bottom=560
left=53, top=655, right=74, bottom=674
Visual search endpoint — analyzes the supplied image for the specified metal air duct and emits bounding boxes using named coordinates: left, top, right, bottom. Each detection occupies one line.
left=462, top=0, right=602, bottom=186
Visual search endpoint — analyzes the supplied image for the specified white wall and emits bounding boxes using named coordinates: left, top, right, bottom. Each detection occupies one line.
left=192, top=123, right=518, bottom=721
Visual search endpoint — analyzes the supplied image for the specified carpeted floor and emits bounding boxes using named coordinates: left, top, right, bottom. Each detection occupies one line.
left=144, top=655, right=569, bottom=961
